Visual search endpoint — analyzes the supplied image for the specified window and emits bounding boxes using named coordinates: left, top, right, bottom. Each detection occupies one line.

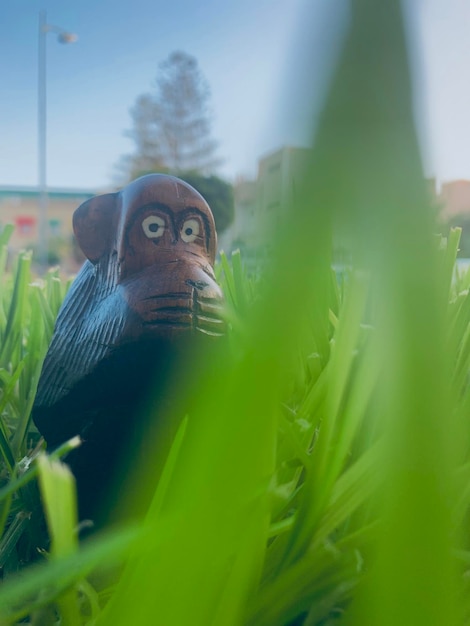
left=48, top=218, right=61, bottom=236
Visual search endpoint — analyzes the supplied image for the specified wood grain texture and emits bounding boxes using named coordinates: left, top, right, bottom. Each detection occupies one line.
left=33, top=174, right=225, bottom=526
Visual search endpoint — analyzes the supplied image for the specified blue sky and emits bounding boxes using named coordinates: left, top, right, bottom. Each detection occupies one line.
left=414, top=0, right=470, bottom=187
left=0, top=1, right=469, bottom=191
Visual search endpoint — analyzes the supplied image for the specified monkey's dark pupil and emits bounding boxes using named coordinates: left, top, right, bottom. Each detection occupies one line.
left=149, top=223, right=160, bottom=233
left=185, top=227, right=193, bottom=236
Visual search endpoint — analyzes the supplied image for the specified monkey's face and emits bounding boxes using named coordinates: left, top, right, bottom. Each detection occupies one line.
left=118, top=175, right=216, bottom=280
left=73, top=174, right=225, bottom=340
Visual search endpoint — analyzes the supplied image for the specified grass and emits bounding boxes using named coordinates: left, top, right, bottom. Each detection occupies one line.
left=1, top=0, right=470, bottom=623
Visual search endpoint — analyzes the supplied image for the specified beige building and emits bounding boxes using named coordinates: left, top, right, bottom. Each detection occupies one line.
left=0, top=186, right=96, bottom=269
left=217, top=176, right=258, bottom=254
left=219, top=146, right=312, bottom=264
left=224, top=151, right=470, bottom=262
left=257, top=146, right=311, bottom=230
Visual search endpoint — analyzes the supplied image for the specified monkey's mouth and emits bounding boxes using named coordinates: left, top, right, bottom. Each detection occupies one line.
left=140, top=290, right=225, bottom=337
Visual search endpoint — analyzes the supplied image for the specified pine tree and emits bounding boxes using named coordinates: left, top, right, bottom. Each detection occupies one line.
left=123, top=51, right=221, bottom=177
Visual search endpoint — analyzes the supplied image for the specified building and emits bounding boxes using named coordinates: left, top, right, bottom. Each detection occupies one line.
left=217, top=176, right=258, bottom=254
left=257, top=146, right=311, bottom=231
left=219, top=146, right=313, bottom=264
left=438, top=180, right=470, bottom=219
left=223, top=151, right=470, bottom=267
left=0, top=186, right=97, bottom=270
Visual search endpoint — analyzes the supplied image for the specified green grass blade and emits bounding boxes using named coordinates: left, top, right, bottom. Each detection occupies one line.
left=36, top=455, right=80, bottom=625
left=0, top=223, right=14, bottom=248
left=0, top=437, right=81, bottom=503
left=0, top=525, right=139, bottom=623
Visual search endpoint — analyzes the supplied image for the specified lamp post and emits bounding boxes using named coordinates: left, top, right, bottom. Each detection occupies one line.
left=37, top=10, right=77, bottom=268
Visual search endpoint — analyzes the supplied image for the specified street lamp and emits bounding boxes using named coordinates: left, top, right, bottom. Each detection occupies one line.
left=37, top=10, right=77, bottom=268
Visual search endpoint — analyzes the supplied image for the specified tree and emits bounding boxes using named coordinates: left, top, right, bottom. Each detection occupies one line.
left=118, top=51, right=233, bottom=233
left=123, top=51, right=221, bottom=176
left=178, top=171, right=234, bottom=234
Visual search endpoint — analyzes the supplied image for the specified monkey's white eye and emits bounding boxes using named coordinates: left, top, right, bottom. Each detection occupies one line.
left=181, top=218, right=200, bottom=243
left=142, top=215, right=165, bottom=238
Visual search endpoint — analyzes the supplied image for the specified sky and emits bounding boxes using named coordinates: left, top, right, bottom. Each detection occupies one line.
left=0, top=1, right=469, bottom=191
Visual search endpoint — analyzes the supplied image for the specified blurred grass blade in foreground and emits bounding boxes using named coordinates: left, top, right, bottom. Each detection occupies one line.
left=100, top=17, right=335, bottom=626
left=318, top=1, right=461, bottom=625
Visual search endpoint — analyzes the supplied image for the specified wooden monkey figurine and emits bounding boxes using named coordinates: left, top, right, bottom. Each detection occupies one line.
left=33, top=174, right=225, bottom=526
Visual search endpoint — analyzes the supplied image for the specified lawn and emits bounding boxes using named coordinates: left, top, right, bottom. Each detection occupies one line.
left=0, top=1, right=469, bottom=624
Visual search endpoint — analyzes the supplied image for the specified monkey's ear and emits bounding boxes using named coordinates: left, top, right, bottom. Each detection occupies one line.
left=73, top=193, right=118, bottom=263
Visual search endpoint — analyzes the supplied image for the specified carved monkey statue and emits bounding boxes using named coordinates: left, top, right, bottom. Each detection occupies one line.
left=33, top=174, right=225, bottom=526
